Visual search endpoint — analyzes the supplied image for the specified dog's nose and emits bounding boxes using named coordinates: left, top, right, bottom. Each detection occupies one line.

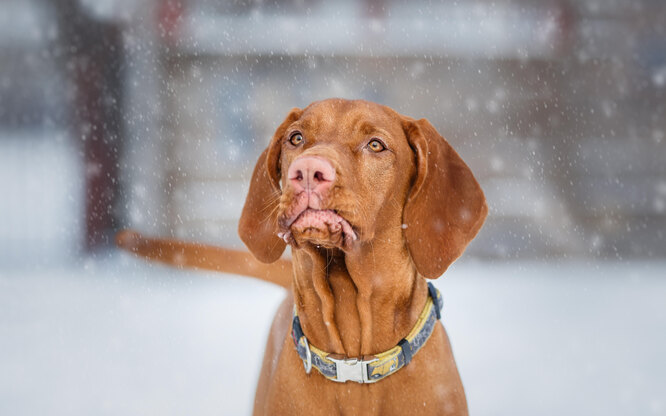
left=288, top=156, right=335, bottom=194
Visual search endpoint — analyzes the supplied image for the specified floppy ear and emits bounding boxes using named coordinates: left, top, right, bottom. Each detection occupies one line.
left=402, top=118, right=488, bottom=278
left=238, top=108, right=302, bottom=263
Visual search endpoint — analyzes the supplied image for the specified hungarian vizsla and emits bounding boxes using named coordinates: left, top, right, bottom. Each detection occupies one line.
left=117, top=98, right=487, bottom=415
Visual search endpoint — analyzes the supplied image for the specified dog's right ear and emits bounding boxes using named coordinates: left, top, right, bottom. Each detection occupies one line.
left=238, top=108, right=302, bottom=263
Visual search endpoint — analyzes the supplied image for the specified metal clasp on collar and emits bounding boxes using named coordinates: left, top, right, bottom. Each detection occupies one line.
left=303, top=340, right=312, bottom=374
left=328, top=356, right=378, bottom=383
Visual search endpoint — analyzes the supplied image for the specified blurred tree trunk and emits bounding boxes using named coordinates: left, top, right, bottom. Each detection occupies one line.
left=51, top=0, right=125, bottom=250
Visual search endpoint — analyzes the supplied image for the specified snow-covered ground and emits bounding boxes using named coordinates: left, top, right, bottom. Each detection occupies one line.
left=1, top=255, right=665, bottom=416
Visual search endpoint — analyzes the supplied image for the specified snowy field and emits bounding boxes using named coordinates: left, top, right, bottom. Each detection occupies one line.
left=1, top=255, right=665, bottom=416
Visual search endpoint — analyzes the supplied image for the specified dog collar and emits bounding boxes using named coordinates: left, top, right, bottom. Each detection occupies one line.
left=291, top=282, right=443, bottom=384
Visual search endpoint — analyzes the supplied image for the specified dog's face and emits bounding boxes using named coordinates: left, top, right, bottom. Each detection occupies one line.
left=239, top=98, right=487, bottom=278
left=274, top=100, right=415, bottom=251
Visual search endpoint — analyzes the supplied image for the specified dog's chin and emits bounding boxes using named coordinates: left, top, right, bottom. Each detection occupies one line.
left=291, top=228, right=346, bottom=250
left=278, top=209, right=357, bottom=250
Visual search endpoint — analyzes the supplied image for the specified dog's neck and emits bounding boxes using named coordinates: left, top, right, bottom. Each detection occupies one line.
left=291, top=226, right=429, bottom=357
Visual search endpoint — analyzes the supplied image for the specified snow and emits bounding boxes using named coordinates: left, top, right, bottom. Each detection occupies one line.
left=2, top=2, right=665, bottom=415
left=1, top=256, right=664, bottom=415
left=0, top=132, right=83, bottom=267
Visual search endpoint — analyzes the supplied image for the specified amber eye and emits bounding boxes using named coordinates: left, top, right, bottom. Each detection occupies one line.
left=289, top=133, right=304, bottom=146
left=367, top=139, right=386, bottom=153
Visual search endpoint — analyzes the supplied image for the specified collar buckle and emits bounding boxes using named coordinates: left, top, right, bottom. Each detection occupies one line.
left=328, top=356, right=378, bottom=383
left=302, top=339, right=313, bottom=374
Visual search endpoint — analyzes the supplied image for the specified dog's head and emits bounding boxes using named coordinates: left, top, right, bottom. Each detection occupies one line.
left=239, top=99, right=487, bottom=278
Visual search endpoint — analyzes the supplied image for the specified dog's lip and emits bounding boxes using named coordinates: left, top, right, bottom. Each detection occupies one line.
left=277, top=208, right=358, bottom=246
left=281, top=206, right=348, bottom=228
left=287, top=208, right=351, bottom=228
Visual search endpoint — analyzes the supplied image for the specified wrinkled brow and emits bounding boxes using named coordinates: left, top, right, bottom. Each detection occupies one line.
left=355, top=120, right=393, bottom=139
left=290, top=118, right=315, bottom=133
left=357, top=121, right=376, bottom=135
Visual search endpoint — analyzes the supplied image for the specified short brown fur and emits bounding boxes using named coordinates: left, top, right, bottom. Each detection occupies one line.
left=117, top=99, right=487, bottom=415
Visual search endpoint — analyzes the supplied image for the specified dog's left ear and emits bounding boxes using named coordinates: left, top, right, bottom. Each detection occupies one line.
left=402, top=117, right=488, bottom=278
left=238, top=108, right=302, bottom=263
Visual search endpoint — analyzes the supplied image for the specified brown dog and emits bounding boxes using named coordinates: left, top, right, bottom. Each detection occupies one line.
left=117, top=98, right=487, bottom=415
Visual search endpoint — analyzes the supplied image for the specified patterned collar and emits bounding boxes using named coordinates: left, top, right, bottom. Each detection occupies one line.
left=291, top=282, right=443, bottom=383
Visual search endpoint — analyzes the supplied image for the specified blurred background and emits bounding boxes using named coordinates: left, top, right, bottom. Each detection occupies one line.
left=1, top=0, right=665, bottom=415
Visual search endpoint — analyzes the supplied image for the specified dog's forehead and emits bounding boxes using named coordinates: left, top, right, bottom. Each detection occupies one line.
left=299, top=99, right=403, bottom=140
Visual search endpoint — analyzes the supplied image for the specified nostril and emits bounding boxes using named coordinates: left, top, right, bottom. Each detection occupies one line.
left=287, top=156, right=335, bottom=190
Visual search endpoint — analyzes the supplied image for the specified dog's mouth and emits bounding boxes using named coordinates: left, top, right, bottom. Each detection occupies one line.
left=278, top=209, right=357, bottom=250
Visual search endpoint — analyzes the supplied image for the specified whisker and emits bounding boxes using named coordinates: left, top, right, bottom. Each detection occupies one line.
left=256, top=189, right=283, bottom=226
left=261, top=203, right=281, bottom=226
left=258, top=190, right=281, bottom=214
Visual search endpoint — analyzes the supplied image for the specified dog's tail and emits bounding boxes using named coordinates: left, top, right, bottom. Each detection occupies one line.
left=116, top=230, right=292, bottom=289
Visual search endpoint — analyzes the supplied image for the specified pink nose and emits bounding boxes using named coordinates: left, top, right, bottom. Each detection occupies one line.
left=287, top=156, right=335, bottom=194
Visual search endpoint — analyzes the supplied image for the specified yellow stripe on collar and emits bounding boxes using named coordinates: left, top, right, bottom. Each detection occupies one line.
left=291, top=282, right=443, bottom=383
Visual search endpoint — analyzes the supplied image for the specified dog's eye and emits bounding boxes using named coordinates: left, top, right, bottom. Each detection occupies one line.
left=367, top=139, right=386, bottom=153
left=289, top=133, right=304, bottom=146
